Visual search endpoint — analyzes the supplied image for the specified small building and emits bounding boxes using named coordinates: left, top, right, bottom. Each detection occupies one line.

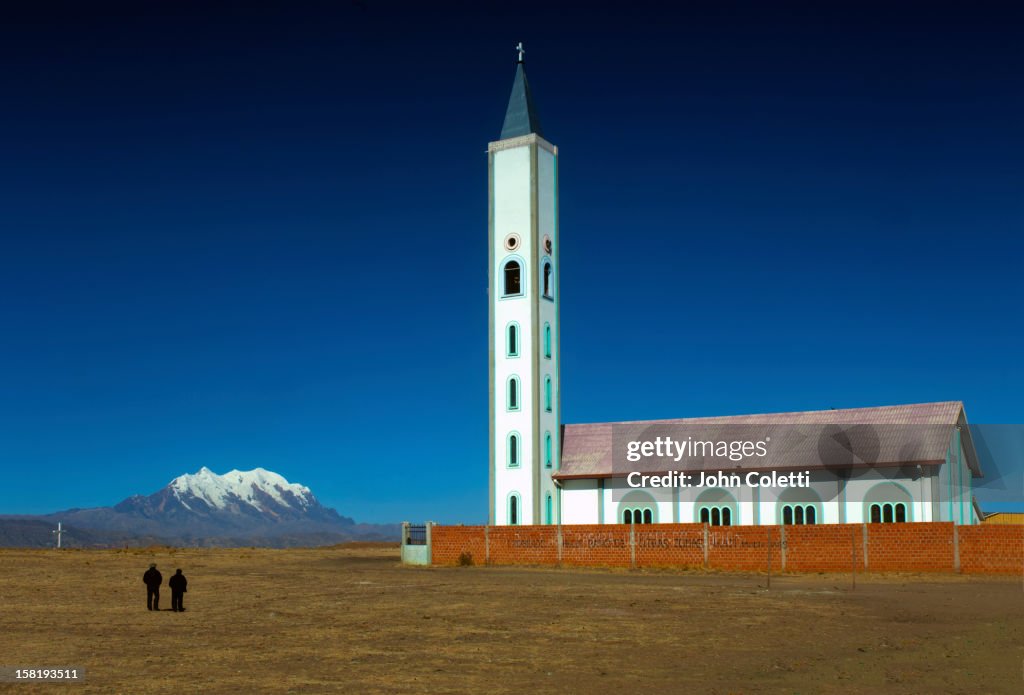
left=981, top=512, right=1024, bottom=524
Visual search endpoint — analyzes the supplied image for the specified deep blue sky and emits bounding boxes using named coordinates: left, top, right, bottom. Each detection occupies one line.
left=1, top=1, right=1021, bottom=522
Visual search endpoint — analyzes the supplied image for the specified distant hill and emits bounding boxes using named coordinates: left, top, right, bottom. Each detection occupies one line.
left=0, top=467, right=399, bottom=548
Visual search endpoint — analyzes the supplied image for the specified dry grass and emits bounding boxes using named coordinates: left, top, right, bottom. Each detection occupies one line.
left=0, top=546, right=1021, bottom=693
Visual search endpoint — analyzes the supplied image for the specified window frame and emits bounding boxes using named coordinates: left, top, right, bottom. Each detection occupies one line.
left=508, top=492, right=521, bottom=525
left=506, top=322, right=520, bottom=358
left=500, top=256, right=525, bottom=298
left=506, top=375, right=520, bottom=411
left=506, top=431, right=521, bottom=469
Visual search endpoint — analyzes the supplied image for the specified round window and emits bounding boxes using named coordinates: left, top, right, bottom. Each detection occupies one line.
left=504, top=234, right=520, bottom=251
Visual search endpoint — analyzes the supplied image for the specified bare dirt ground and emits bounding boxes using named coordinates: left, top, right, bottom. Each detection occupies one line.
left=0, top=546, right=1021, bottom=694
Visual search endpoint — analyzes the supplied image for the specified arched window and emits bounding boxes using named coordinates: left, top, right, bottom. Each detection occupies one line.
left=617, top=492, right=658, bottom=525
left=503, top=260, right=522, bottom=296
left=695, top=489, right=737, bottom=526
left=507, top=433, right=520, bottom=468
left=543, top=323, right=551, bottom=359
left=543, top=262, right=552, bottom=298
left=508, top=493, right=520, bottom=525
left=777, top=489, right=823, bottom=526
left=507, top=376, right=519, bottom=411
left=544, top=376, right=552, bottom=412
left=506, top=322, right=519, bottom=357
left=544, top=432, right=552, bottom=468
left=864, top=482, right=913, bottom=523
left=545, top=494, right=553, bottom=525
left=781, top=504, right=817, bottom=525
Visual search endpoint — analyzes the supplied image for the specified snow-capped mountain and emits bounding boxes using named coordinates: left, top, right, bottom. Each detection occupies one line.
left=168, top=467, right=315, bottom=513
left=0, top=468, right=399, bottom=548
left=113, top=466, right=353, bottom=527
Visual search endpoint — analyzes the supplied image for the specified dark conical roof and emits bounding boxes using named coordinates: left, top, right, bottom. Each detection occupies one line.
left=500, top=61, right=543, bottom=140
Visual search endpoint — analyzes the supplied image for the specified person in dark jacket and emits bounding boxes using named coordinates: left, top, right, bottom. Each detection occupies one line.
left=143, top=563, right=162, bottom=611
left=168, top=569, right=188, bottom=612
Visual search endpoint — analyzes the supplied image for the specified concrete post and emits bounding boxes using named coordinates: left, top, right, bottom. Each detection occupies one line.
left=703, top=524, right=709, bottom=568
left=862, top=523, right=869, bottom=570
left=629, top=523, right=636, bottom=569
left=556, top=524, right=563, bottom=566
left=426, top=521, right=434, bottom=565
left=953, top=523, right=961, bottom=573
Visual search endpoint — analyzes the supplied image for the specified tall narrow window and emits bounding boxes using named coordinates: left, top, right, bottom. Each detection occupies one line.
left=544, top=376, right=552, bottom=412
left=783, top=506, right=793, bottom=525
left=544, top=432, right=552, bottom=468
left=805, top=506, right=816, bottom=524
left=509, top=494, right=519, bottom=525
left=895, top=503, right=907, bottom=523
left=700, top=508, right=710, bottom=524
left=711, top=508, right=721, bottom=526
left=871, top=504, right=881, bottom=523
left=883, top=503, right=894, bottom=523
left=643, top=509, right=653, bottom=524
left=506, top=323, right=519, bottom=357
left=503, top=260, right=521, bottom=296
left=543, top=323, right=551, bottom=359
left=722, top=508, right=732, bottom=526
left=507, top=376, right=519, bottom=411
left=543, top=262, right=552, bottom=298
left=545, top=494, right=553, bottom=525
left=624, top=509, right=633, bottom=524
left=794, top=506, right=804, bottom=525
left=507, top=433, right=519, bottom=468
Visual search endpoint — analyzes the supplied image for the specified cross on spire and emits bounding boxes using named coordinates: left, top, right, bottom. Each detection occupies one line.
left=516, top=42, right=525, bottom=64
left=52, top=521, right=65, bottom=549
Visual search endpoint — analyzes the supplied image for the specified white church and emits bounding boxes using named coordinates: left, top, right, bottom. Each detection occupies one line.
left=487, top=49, right=983, bottom=529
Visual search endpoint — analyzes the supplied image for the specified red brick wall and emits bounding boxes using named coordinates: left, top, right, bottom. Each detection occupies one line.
left=560, top=525, right=632, bottom=567
left=430, top=525, right=487, bottom=566
left=634, top=524, right=705, bottom=569
left=784, top=523, right=865, bottom=572
left=960, top=524, right=1024, bottom=575
left=486, top=526, right=559, bottom=565
left=707, top=526, right=784, bottom=572
left=866, top=522, right=955, bottom=572
left=429, top=522, right=1022, bottom=575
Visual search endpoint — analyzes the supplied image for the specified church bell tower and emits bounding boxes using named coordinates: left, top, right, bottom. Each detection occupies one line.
left=489, top=44, right=560, bottom=525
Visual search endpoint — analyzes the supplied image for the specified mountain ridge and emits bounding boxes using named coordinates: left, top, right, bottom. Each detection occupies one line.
left=0, top=467, right=398, bottom=548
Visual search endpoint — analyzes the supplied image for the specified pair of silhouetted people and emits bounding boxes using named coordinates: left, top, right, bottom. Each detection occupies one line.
left=143, top=564, right=187, bottom=612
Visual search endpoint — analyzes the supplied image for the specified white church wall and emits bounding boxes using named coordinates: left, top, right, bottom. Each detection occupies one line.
left=560, top=480, right=599, bottom=524
left=558, top=466, right=960, bottom=527
left=492, top=144, right=535, bottom=524
left=536, top=146, right=560, bottom=522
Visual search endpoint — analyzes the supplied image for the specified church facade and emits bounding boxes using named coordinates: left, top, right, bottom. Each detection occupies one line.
left=487, top=53, right=982, bottom=528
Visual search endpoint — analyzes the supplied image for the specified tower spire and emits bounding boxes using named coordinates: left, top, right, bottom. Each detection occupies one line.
left=500, top=43, right=543, bottom=140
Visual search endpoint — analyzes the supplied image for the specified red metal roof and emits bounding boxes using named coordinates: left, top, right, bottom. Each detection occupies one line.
left=555, top=401, right=977, bottom=480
